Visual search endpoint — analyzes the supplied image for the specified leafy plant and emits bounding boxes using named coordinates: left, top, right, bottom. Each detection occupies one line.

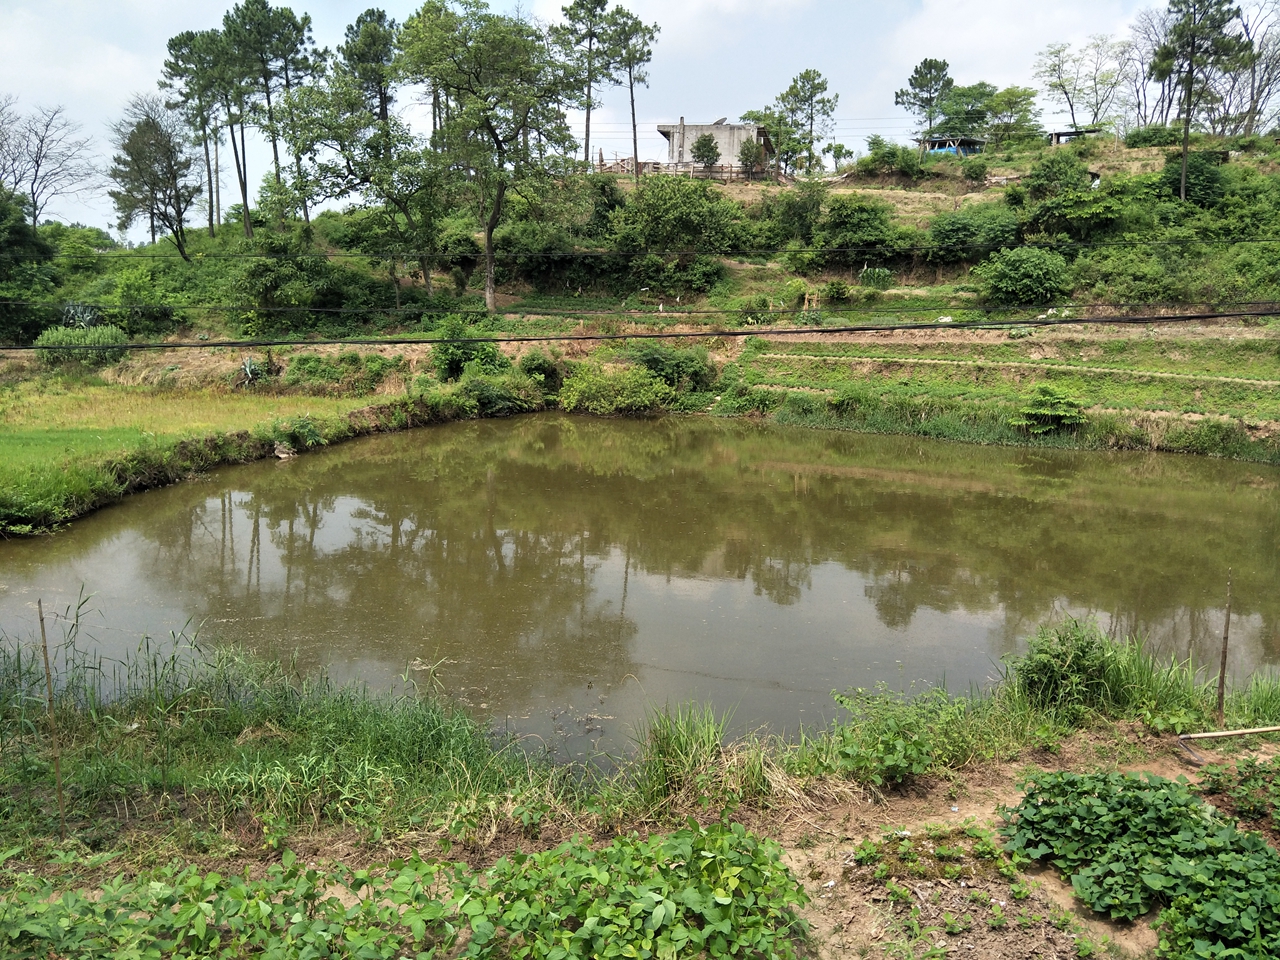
left=431, top=315, right=511, bottom=382
left=457, top=822, right=808, bottom=960
left=33, top=323, right=128, bottom=368
left=1001, top=770, right=1280, bottom=958
left=831, top=689, right=935, bottom=786
left=973, top=247, right=1072, bottom=305
left=1008, top=383, right=1087, bottom=434
left=558, top=364, right=675, bottom=415
left=859, top=266, right=894, bottom=290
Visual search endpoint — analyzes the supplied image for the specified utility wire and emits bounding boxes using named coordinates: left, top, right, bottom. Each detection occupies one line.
left=3, top=308, right=1273, bottom=353
left=3, top=297, right=1280, bottom=316
left=22, top=233, right=1280, bottom=260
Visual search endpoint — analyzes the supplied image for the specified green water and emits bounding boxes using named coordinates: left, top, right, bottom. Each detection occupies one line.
left=1, top=414, right=1277, bottom=757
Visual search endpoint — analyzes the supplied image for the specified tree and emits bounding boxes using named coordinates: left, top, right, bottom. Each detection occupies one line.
left=108, top=95, right=203, bottom=261
left=222, top=0, right=321, bottom=222
left=0, top=103, right=96, bottom=224
left=208, top=29, right=258, bottom=237
left=554, top=0, right=611, bottom=166
left=1151, top=0, right=1251, bottom=201
left=401, top=0, right=577, bottom=311
left=741, top=107, right=801, bottom=176
left=339, top=8, right=399, bottom=124
left=739, top=138, right=764, bottom=177
left=1034, top=36, right=1127, bottom=129
left=162, top=29, right=223, bottom=237
left=985, top=86, right=1043, bottom=144
left=284, top=69, right=451, bottom=294
left=690, top=133, right=719, bottom=170
left=777, top=69, right=838, bottom=172
left=1121, top=9, right=1180, bottom=128
left=1202, top=0, right=1280, bottom=134
left=935, top=82, right=997, bottom=137
left=895, top=58, right=954, bottom=136
left=0, top=186, right=54, bottom=343
left=604, top=8, right=657, bottom=184
left=823, top=142, right=852, bottom=169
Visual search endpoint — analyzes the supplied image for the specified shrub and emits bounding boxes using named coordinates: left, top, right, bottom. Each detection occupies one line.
left=456, top=373, right=541, bottom=417
left=815, top=194, right=899, bottom=269
left=108, top=264, right=176, bottom=336
left=624, top=342, right=716, bottom=391
left=1125, top=125, right=1181, bottom=148
left=558, top=364, right=676, bottom=415
left=822, top=279, right=851, bottom=301
left=284, top=351, right=406, bottom=395
left=1024, top=151, right=1091, bottom=201
left=831, top=689, right=935, bottom=787
left=973, top=247, right=1072, bottom=305
left=34, top=323, right=128, bottom=368
left=929, top=204, right=1020, bottom=263
left=961, top=156, right=988, bottom=183
left=431, top=315, right=511, bottom=382
left=1008, top=383, right=1087, bottom=434
left=1160, top=151, right=1226, bottom=207
left=1008, top=620, right=1114, bottom=718
left=738, top=294, right=771, bottom=325
left=517, top=349, right=564, bottom=393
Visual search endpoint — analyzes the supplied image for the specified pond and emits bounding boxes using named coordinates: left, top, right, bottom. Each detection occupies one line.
left=1, top=414, right=1277, bottom=758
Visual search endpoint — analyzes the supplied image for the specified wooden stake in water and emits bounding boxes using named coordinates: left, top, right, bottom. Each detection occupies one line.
left=1216, top=571, right=1233, bottom=728
left=38, top=600, right=66, bottom=842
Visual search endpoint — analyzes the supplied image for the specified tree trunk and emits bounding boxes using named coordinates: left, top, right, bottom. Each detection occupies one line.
left=1180, top=57, right=1195, bottom=202
left=263, top=79, right=282, bottom=184
left=484, top=180, right=507, bottom=313
left=629, top=66, right=640, bottom=184
left=419, top=255, right=433, bottom=296
left=200, top=117, right=215, bottom=238
left=228, top=120, right=253, bottom=238
left=583, top=36, right=594, bottom=167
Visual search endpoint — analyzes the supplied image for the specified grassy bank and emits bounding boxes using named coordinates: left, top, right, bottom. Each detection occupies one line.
left=4, top=619, right=1280, bottom=957
left=3, top=618, right=1280, bottom=861
left=4, top=317, right=1280, bottom=537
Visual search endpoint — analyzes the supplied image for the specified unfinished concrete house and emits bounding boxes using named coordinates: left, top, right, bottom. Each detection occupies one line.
left=653, top=118, right=774, bottom=178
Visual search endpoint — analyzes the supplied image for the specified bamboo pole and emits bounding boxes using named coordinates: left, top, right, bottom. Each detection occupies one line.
left=1216, top=570, right=1232, bottom=727
left=38, top=600, right=66, bottom=842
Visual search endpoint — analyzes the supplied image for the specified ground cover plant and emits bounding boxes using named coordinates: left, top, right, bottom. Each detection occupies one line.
left=1001, top=771, right=1280, bottom=959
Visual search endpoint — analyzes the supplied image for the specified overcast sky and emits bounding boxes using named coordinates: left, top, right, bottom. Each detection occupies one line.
left=0, top=0, right=1150, bottom=235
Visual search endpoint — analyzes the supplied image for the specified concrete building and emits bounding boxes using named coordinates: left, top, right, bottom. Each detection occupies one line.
left=654, top=118, right=774, bottom=175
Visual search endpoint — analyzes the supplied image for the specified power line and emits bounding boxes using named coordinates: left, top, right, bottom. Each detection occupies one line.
left=2, top=308, right=1273, bottom=353
left=7, top=297, right=1280, bottom=317
left=22, top=235, right=1280, bottom=262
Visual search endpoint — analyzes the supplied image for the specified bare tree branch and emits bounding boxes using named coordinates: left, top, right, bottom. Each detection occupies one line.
left=0, top=104, right=97, bottom=222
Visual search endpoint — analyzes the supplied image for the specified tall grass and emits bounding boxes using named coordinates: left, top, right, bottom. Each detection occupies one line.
left=4, top=617, right=1280, bottom=856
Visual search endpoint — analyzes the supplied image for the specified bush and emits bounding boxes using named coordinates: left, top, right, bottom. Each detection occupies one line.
left=456, top=372, right=541, bottom=417
left=558, top=364, right=676, bottom=415
left=929, top=204, right=1020, bottom=263
left=34, top=323, right=128, bottom=368
left=517, top=349, right=564, bottom=393
left=624, top=342, right=716, bottom=391
left=1160, top=151, right=1226, bottom=207
left=961, top=156, right=988, bottom=183
left=1024, top=151, right=1091, bottom=201
left=1008, top=383, right=1088, bottom=434
left=1125, top=125, right=1182, bottom=148
left=284, top=351, right=406, bottom=395
left=973, top=247, right=1072, bottom=305
left=822, top=279, right=851, bottom=301
left=816, top=194, right=899, bottom=269
left=431, top=315, right=511, bottom=382
left=1008, top=620, right=1115, bottom=719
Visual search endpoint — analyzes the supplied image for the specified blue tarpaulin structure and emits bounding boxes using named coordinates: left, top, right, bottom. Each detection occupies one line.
left=914, top=136, right=986, bottom=157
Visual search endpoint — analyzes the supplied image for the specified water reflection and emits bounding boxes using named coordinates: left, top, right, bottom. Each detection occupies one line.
left=1, top=414, right=1277, bottom=756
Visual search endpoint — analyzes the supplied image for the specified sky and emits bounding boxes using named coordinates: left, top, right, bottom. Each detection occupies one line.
left=0, top=0, right=1151, bottom=236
